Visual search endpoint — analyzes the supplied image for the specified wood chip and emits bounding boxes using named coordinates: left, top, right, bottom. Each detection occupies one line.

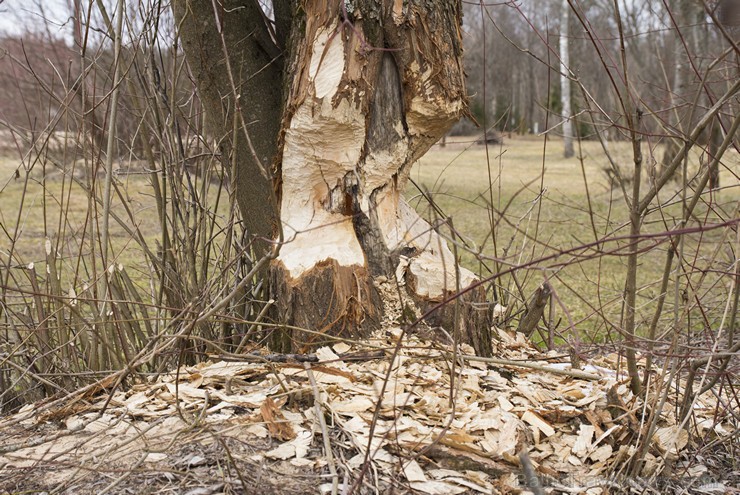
left=589, top=444, right=613, bottom=463
left=2, top=328, right=734, bottom=494
left=402, top=459, right=427, bottom=482
left=331, top=396, right=375, bottom=414
left=409, top=480, right=467, bottom=495
left=572, top=424, right=595, bottom=458
left=653, top=426, right=688, bottom=456
left=521, top=410, right=555, bottom=437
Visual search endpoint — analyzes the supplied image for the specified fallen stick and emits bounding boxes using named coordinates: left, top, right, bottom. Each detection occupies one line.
left=452, top=354, right=603, bottom=381
left=214, top=349, right=386, bottom=363
left=305, top=363, right=339, bottom=495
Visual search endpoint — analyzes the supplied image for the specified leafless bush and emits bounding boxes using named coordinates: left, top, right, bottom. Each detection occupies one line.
left=454, top=0, right=739, bottom=479
left=0, top=2, right=271, bottom=411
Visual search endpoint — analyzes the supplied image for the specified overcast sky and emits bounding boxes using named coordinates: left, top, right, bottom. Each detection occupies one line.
left=0, top=0, right=74, bottom=39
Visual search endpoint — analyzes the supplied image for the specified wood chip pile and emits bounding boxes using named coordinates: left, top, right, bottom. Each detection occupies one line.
left=0, top=328, right=735, bottom=494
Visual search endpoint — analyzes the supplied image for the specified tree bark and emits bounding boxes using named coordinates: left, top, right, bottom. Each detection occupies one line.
left=171, top=0, right=285, bottom=251
left=660, top=0, right=707, bottom=179
left=517, top=283, right=552, bottom=338
left=707, top=120, right=722, bottom=189
left=560, top=0, right=574, bottom=158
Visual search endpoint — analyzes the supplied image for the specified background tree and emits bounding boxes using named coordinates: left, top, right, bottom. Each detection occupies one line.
left=560, top=0, right=575, bottom=158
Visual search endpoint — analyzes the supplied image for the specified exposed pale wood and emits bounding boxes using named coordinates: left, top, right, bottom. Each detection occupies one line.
left=270, top=1, right=490, bottom=353
left=522, top=410, right=555, bottom=438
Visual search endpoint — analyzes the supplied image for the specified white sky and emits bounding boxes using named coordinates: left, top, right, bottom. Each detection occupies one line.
left=0, top=0, right=72, bottom=39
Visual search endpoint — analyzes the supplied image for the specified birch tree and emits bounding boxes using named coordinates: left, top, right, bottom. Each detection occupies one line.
left=560, top=0, right=574, bottom=158
left=172, top=1, right=492, bottom=355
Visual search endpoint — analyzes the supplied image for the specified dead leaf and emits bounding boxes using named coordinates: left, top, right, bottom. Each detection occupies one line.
left=260, top=397, right=296, bottom=441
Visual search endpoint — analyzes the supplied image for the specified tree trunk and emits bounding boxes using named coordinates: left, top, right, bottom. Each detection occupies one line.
left=526, top=49, right=536, bottom=134
left=173, top=1, right=492, bottom=356
left=271, top=2, right=490, bottom=354
left=660, top=0, right=705, bottom=179
left=707, top=119, right=722, bottom=189
left=172, top=0, right=284, bottom=252
left=560, top=0, right=574, bottom=158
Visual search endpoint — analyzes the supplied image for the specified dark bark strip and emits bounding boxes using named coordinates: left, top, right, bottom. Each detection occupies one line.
left=172, top=0, right=284, bottom=250
left=367, top=53, right=405, bottom=154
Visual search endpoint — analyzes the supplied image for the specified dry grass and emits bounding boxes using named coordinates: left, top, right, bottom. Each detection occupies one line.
left=409, top=134, right=740, bottom=344
left=1, top=158, right=144, bottom=259
left=2, top=135, right=737, bottom=347
left=0, top=145, right=242, bottom=407
left=0, top=154, right=227, bottom=288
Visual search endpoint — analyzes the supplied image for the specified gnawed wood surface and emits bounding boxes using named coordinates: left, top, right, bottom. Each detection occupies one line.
left=271, top=1, right=489, bottom=351
left=270, top=259, right=381, bottom=352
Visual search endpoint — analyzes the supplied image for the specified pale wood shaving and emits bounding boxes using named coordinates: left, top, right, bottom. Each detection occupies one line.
left=0, top=329, right=735, bottom=493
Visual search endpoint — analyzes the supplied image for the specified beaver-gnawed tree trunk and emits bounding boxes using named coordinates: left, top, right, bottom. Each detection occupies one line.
left=173, top=1, right=492, bottom=356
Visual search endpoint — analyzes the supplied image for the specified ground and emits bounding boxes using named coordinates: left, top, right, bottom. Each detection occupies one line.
left=0, top=135, right=738, bottom=493
left=0, top=329, right=737, bottom=494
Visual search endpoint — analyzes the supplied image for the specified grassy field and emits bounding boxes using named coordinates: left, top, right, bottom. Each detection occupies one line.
left=410, top=135, right=739, bottom=344
left=1, top=135, right=738, bottom=347
left=0, top=153, right=233, bottom=297
left=0, top=158, right=162, bottom=270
